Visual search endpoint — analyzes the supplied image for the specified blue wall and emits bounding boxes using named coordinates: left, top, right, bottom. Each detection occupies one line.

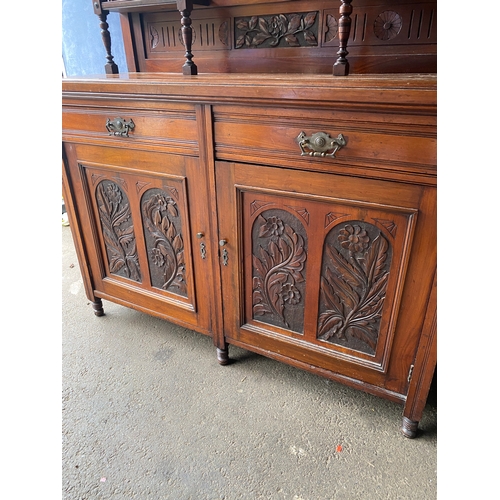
left=62, top=0, right=126, bottom=76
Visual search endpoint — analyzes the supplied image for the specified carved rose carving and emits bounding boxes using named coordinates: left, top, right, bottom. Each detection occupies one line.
left=235, top=12, right=318, bottom=49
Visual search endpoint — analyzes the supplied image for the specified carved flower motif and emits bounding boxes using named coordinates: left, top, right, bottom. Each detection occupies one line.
left=270, top=15, right=287, bottom=37
left=373, top=10, right=402, bottom=41
left=281, top=283, right=301, bottom=305
left=153, top=194, right=178, bottom=218
left=151, top=247, right=165, bottom=267
left=259, top=216, right=284, bottom=237
left=338, top=225, right=370, bottom=253
left=106, top=183, right=122, bottom=205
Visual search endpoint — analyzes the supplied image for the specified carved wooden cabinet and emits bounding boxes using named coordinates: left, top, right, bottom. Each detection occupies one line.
left=63, top=0, right=437, bottom=438
left=62, top=98, right=219, bottom=337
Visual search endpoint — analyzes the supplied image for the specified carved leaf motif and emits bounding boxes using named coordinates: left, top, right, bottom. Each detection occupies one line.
left=269, top=240, right=282, bottom=265
left=288, top=14, right=301, bottom=32
left=318, top=224, right=390, bottom=354
left=142, top=191, right=186, bottom=294
left=253, top=254, right=268, bottom=280
left=318, top=312, right=343, bottom=338
left=268, top=271, right=288, bottom=317
left=253, top=33, right=271, bottom=46
left=235, top=35, right=246, bottom=49
left=285, top=34, right=300, bottom=46
left=235, top=11, right=318, bottom=49
left=252, top=213, right=306, bottom=330
left=325, top=244, right=364, bottom=288
left=96, top=181, right=141, bottom=282
left=350, top=326, right=377, bottom=350
left=304, top=31, right=317, bottom=45
left=236, top=19, right=249, bottom=30
left=113, top=205, right=132, bottom=227
left=320, top=276, right=342, bottom=315
left=258, top=17, right=269, bottom=35
left=326, top=267, right=358, bottom=313
left=360, top=234, right=388, bottom=283
left=304, top=12, right=317, bottom=29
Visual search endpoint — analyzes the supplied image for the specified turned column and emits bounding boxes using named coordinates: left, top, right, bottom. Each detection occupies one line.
left=92, top=1, right=119, bottom=74
left=333, top=0, right=353, bottom=76
left=177, top=0, right=197, bottom=75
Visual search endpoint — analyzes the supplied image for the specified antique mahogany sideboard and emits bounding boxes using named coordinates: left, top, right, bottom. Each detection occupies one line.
left=62, top=0, right=437, bottom=437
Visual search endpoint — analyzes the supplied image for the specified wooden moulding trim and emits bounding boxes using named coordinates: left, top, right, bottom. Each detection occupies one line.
left=63, top=92, right=437, bottom=119
left=61, top=134, right=200, bottom=157
left=213, top=149, right=436, bottom=186
left=61, top=75, right=437, bottom=111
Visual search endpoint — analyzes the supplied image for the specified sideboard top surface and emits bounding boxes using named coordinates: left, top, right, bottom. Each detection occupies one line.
left=62, top=72, right=437, bottom=109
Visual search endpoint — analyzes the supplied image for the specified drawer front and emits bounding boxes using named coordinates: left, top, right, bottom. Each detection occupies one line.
left=213, top=105, right=437, bottom=184
left=63, top=102, right=199, bottom=155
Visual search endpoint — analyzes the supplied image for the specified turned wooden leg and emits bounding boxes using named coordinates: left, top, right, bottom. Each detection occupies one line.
left=91, top=298, right=105, bottom=317
left=401, top=416, right=419, bottom=438
left=216, top=347, right=230, bottom=365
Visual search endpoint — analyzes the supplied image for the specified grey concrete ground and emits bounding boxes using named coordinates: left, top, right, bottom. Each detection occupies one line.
left=62, top=225, right=437, bottom=500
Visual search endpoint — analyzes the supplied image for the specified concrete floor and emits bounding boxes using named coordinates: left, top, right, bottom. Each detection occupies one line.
left=62, top=225, right=437, bottom=499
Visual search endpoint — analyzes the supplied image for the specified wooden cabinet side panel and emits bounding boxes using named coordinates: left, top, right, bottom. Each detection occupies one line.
left=403, top=269, right=437, bottom=422
left=62, top=144, right=100, bottom=305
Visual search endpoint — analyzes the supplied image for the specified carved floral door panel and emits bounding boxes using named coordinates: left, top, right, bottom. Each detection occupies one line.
left=216, top=161, right=433, bottom=390
left=66, top=144, right=213, bottom=333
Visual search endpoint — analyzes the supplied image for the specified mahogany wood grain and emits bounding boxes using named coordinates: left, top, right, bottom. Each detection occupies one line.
left=63, top=70, right=436, bottom=436
left=111, top=0, right=436, bottom=75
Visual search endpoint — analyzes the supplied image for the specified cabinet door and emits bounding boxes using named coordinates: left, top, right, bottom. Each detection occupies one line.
left=216, top=161, right=436, bottom=397
left=63, top=143, right=214, bottom=335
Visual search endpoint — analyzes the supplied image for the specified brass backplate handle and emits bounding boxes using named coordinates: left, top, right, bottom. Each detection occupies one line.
left=106, top=117, right=135, bottom=137
left=296, top=131, right=346, bottom=158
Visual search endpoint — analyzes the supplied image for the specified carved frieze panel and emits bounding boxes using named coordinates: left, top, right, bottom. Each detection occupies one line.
left=141, top=188, right=187, bottom=297
left=145, top=17, right=230, bottom=54
left=318, top=221, right=392, bottom=355
left=235, top=12, right=318, bottom=49
left=252, top=209, right=307, bottom=333
left=95, top=179, right=142, bottom=282
left=323, top=3, right=436, bottom=47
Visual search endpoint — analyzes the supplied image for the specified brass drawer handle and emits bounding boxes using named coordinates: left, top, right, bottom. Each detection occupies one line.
left=296, top=131, right=346, bottom=158
left=106, top=117, right=135, bottom=137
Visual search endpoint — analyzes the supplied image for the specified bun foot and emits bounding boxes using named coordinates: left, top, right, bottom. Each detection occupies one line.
left=91, top=299, right=104, bottom=317
left=402, top=416, right=419, bottom=438
left=216, top=347, right=230, bottom=365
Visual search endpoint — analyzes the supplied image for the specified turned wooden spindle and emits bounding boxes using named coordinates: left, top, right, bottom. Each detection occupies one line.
left=177, top=0, right=197, bottom=75
left=333, top=0, right=353, bottom=76
left=92, top=1, right=119, bottom=74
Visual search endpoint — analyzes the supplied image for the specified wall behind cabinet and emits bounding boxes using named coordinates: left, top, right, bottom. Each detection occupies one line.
left=62, top=0, right=126, bottom=76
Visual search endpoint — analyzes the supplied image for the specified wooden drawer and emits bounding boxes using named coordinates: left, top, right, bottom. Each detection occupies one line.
left=213, top=104, right=437, bottom=184
left=62, top=101, right=199, bottom=156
